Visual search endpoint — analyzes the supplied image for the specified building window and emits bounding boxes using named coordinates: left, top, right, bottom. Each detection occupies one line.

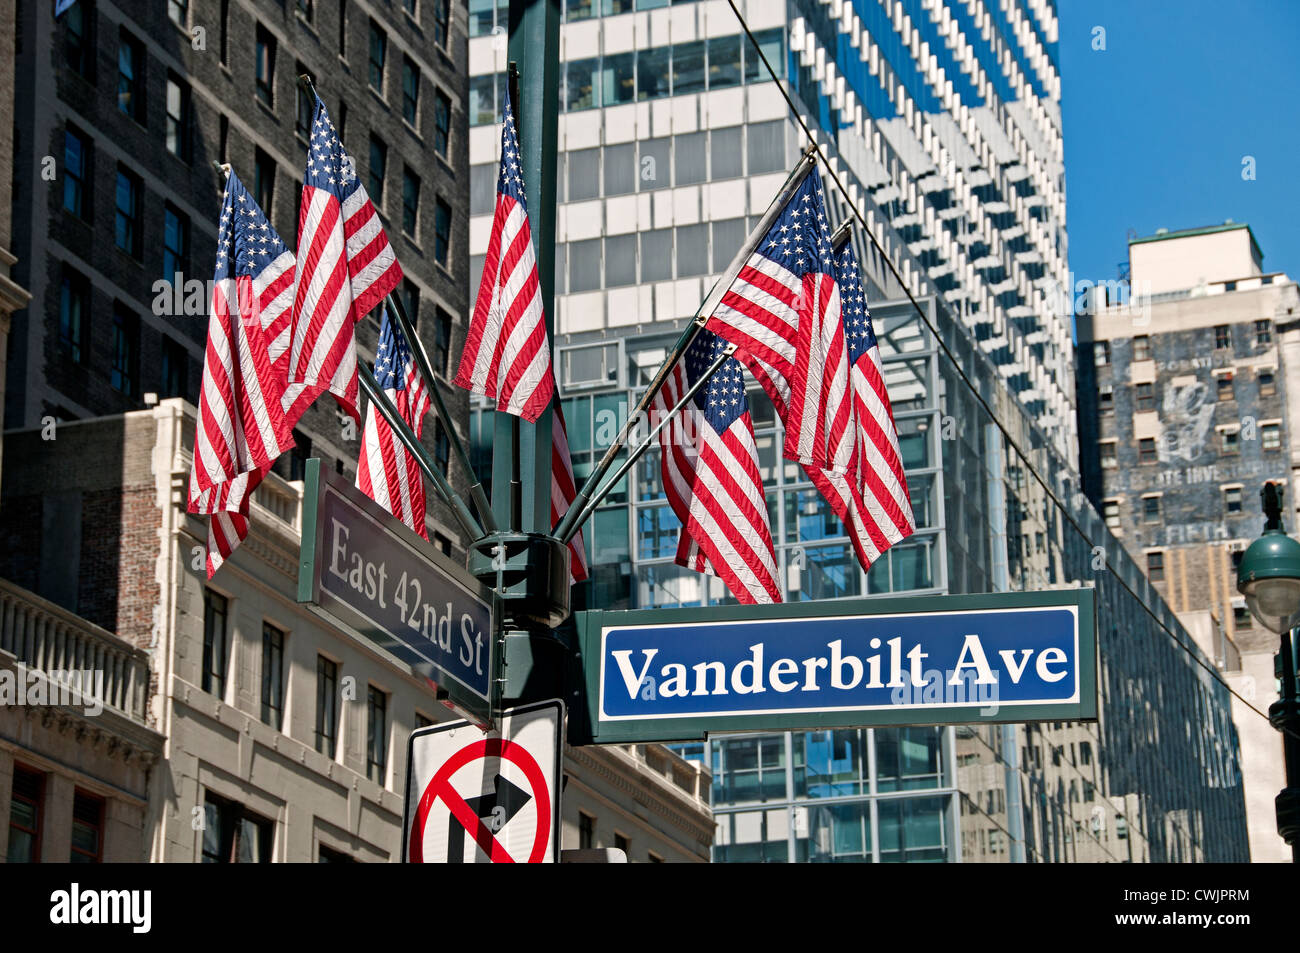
left=1146, top=551, right=1165, bottom=582
left=1258, top=368, right=1277, bottom=396
left=315, top=656, right=339, bottom=758
left=1094, top=341, right=1110, bottom=366
left=203, top=589, right=230, bottom=700
left=296, top=0, right=313, bottom=21
left=168, top=0, right=188, bottom=26
left=434, top=197, right=452, bottom=267
left=648, top=851, right=664, bottom=863
left=1142, top=496, right=1161, bottom=522
left=369, top=20, right=387, bottom=94
left=1263, top=423, right=1281, bottom=451
left=1103, top=499, right=1120, bottom=528
left=401, top=278, right=420, bottom=327
left=1216, top=372, right=1235, bottom=401
left=1255, top=319, right=1273, bottom=345
left=163, top=204, right=190, bottom=282
left=434, top=420, right=450, bottom=475
left=1097, top=384, right=1113, bottom=413
left=219, top=0, right=230, bottom=63
left=367, top=686, right=389, bottom=784
left=614, top=832, right=630, bottom=857
left=69, top=791, right=104, bottom=863
left=6, top=767, right=44, bottom=863
left=578, top=811, right=595, bottom=850
left=319, top=845, right=355, bottom=862
left=65, top=1, right=92, bottom=78
left=1132, top=335, right=1151, bottom=362
left=1099, top=442, right=1117, bottom=468
left=1138, top=438, right=1157, bottom=464
left=403, top=58, right=420, bottom=127
left=565, top=57, right=600, bottom=111
left=404, top=0, right=419, bottom=16
left=118, top=30, right=144, bottom=121
left=64, top=128, right=89, bottom=218
left=114, top=167, right=141, bottom=257
left=256, top=25, right=275, bottom=107
left=1233, top=605, right=1253, bottom=631
left=369, top=136, right=387, bottom=206
left=1134, top=382, right=1154, bottom=411
left=433, top=0, right=450, bottom=47
left=254, top=148, right=275, bottom=214
left=433, top=88, right=451, bottom=157
left=1220, top=428, right=1240, bottom=455
left=402, top=168, right=420, bottom=237
left=261, top=623, right=286, bottom=731
left=602, top=52, right=635, bottom=106
left=1214, top=324, right=1231, bottom=349
left=166, top=74, right=192, bottom=162
left=59, top=266, right=90, bottom=364
left=202, top=794, right=272, bottom=863
left=111, top=305, right=139, bottom=397
left=1224, top=487, right=1243, bottom=514
left=435, top=307, right=452, bottom=376
left=161, top=336, right=188, bottom=399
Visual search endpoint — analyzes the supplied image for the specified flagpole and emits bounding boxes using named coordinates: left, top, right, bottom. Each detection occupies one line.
left=553, top=145, right=818, bottom=544
left=358, top=364, right=485, bottom=541
left=382, top=290, right=498, bottom=533
left=558, top=343, right=737, bottom=545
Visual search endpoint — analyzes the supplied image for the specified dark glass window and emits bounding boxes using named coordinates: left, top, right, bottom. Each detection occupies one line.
left=434, top=420, right=450, bottom=474
left=567, top=0, right=595, bottom=19
left=338, top=0, right=347, bottom=55
left=674, top=131, right=707, bottom=185
left=1132, top=334, right=1151, bottom=361
left=161, top=336, right=188, bottom=399
left=168, top=0, right=188, bottom=26
left=65, top=1, right=92, bottom=78
left=470, top=0, right=494, bottom=35
left=163, top=204, right=189, bottom=282
left=369, top=20, right=387, bottom=93
left=672, top=41, right=706, bottom=95
left=578, top=812, right=595, bottom=849
left=568, top=148, right=600, bottom=202
left=434, top=197, right=452, bottom=267
left=401, top=278, right=421, bottom=326
left=220, top=0, right=230, bottom=63
left=261, top=623, right=286, bottom=730
left=605, top=234, right=636, bottom=287
left=64, top=128, right=89, bottom=217
left=1134, top=381, right=1153, bottom=411
left=367, top=686, right=388, bottom=783
left=296, top=0, right=313, bottom=20
left=202, top=794, right=272, bottom=863
left=1142, top=496, right=1160, bottom=522
left=470, top=74, right=497, bottom=126
left=433, top=0, right=450, bottom=47
left=637, top=47, right=670, bottom=100
left=1224, top=487, right=1243, bottom=514
left=6, top=767, right=44, bottom=863
left=604, top=0, right=633, bottom=11
left=676, top=224, right=708, bottom=278
left=369, top=136, right=387, bottom=205
left=203, top=589, right=230, bottom=699
left=111, top=305, right=139, bottom=397
left=708, top=35, right=742, bottom=88
left=315, top=656, right=339, bottom=757
left=1214, top=324, right=1231, bottom=349
left=256, top=25, right=275, bottom=107
left=1260, top=369, right=1277, bottom=396
left=603, top=143, right=635, bottom=195
left=402, top=168, right=420, bottom=236
left=433, top=89, right=451, bottom=156
left=118, top=30, right=144, bottom=121
left=745, top=28, right=784, bottom=82
left=565, top=57, right=599, bottom=111
left=166, top=74, right=192, bottom=161
left=640, top=229, right=673, bottom=282
left=59, top=267, right=89, bottom=364
left=69, top=791, right=103, bottom=863
left=1138, top=437, right=1156, bottom=464
left=602, top=52, right=635, bottom=106
left=435, top=307, right=452, bottom=375
left=254, top=148, right=275, bottom=214
left=114, top=167, right=141, bottom=256
left=1146, top=551, right=1164, bottom=582
left=1221, top=428, right=1240, bottom=455
left=1255, top=319, right=1272, bottom=345
left=403, top=58, right=421, bottom=127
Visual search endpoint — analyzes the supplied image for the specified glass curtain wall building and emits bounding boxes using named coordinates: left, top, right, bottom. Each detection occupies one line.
left=466, top=0, right=1248, bottom=861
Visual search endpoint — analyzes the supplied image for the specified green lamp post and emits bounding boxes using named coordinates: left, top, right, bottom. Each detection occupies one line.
left=1236, top=481, right=1300, bottom=861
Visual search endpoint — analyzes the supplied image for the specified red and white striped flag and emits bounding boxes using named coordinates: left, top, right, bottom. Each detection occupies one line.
left=285, top=93, right=402, bottom=426
left=188, top=171, right=296, bottom=577
left=453, top=88, right=553, bottom=421
left=656, top=329, right=781, bottom=604
left=550, top=401, right=589, bottom=583
left=356, top=308, right=431, bottom=537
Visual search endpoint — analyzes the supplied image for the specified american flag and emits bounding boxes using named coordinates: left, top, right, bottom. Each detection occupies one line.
left=656, top=329, right=781, bottom=604
left=356, top=308, right=431, bottom=538
left=285, top=93, right=402, bottom=426
left=551, top=401, right=589, bottom=583
left=454, top=88, right=554, bottom=422
left=188, top=171, right=296, bottom=577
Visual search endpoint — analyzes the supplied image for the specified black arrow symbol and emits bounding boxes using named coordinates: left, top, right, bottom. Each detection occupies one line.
left=447, top=774, right=532, bottom=863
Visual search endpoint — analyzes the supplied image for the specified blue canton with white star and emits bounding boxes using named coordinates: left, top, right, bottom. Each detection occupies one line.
left=496, top=88, right=528, bottom=211
left=373, top=308, right=412, bottom=391
left=215, top=170, right=290, bottom=282
left=304, top=94, right=361, bottom=203
left=835, top=237, right=877, bottom=362
left=687, top=328, right=748, bottom=433
left=755, top=167, right=836, bottom=280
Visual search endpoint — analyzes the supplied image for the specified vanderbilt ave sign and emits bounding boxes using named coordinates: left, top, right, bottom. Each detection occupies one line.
left=568, top=589, right=1097, bottom=744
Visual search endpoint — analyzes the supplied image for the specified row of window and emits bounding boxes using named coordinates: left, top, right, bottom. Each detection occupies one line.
left=471, top=0, right=703, bottom=37
left=1099, top=423, right=1281, bottom=470
left=1093, top=320, right=1274, bottom=367
left=574, top=809, right=663, bottom=861
left=1098, top=367, right=1275, bottom=413
left=469, top=28, right=782, bottom=124
left=203, top=591, right=432, bottom=787
left=6, top=766, right=104, bottom=863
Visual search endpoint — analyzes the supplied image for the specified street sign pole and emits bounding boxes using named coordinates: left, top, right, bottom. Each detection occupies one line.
left=466, top=0, right=570, bottom=712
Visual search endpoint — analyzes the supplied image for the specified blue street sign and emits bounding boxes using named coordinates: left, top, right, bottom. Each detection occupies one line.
left=298, top=460, right=497, bottom=725
left=572, top=589, right=1097, bottom=743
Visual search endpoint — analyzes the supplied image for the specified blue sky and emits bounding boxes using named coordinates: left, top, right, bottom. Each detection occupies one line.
left=1058, top=0, right=1300, bottom=284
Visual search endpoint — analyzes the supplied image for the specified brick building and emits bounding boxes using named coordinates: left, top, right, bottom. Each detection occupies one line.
left=1077, top=221, right=1300, bottom=862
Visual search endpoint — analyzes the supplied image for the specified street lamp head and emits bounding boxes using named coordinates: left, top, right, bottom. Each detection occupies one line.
left=1237, top=483, right=1300, bottom=634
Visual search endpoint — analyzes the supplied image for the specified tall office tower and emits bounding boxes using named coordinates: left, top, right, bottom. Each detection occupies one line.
left=1078, top=222, right=1300, bottom=863
left=468, top=0, right=1248, bottom=862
